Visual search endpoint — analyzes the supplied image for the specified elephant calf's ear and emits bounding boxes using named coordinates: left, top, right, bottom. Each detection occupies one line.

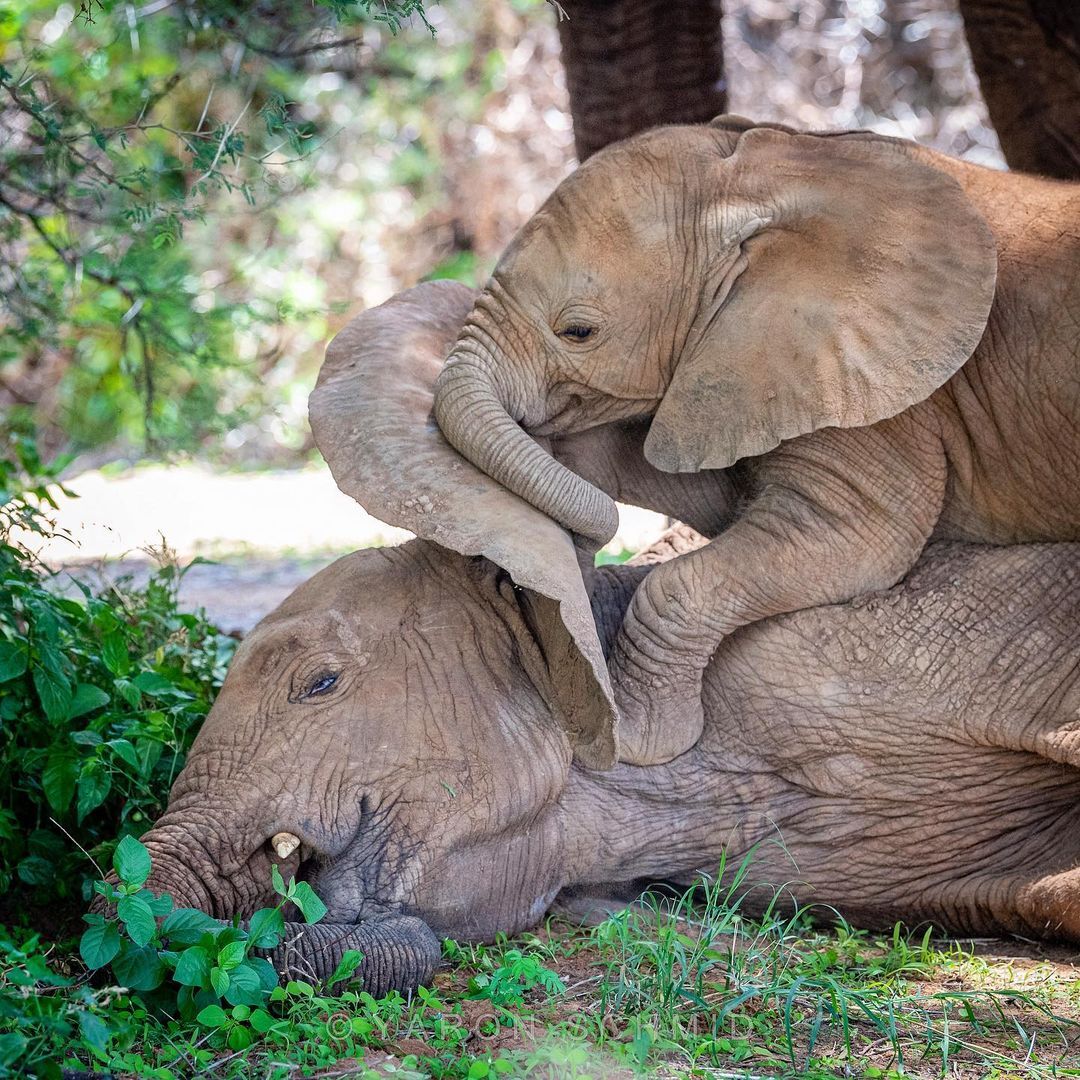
left=644, top=125, right=998, bottom=472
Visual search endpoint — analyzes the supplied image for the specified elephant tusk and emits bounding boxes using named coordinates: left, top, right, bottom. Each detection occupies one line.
left=271, top=832, right=301, bottom=860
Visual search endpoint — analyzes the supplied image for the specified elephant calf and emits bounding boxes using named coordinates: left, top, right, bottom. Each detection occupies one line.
left=131, top=283, right=1080, bottom=995
left=432, top=115, right=1080, bottom=766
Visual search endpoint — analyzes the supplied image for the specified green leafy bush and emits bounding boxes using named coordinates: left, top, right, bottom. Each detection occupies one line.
left=0, top=436, right=235, bottom=909
left=2, top=837, right=350, bottom=1077
left=0, top=1, right=436, bottom=452
left=0, top=927, right=109, bottom=1079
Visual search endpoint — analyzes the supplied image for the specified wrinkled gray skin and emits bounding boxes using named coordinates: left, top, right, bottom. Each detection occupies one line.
left=131, top=534, right=1080, bottom=991
left=120, top=279, right=1080, bottom=994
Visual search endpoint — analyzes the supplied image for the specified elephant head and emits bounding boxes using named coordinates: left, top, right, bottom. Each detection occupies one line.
left=129, top=280, right=667, bottom=988
left=432, top=116, right=996, bottom=537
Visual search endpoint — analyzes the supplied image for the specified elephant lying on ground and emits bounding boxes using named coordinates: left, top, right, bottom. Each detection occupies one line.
left=129, top=284, right=1080, bottom=996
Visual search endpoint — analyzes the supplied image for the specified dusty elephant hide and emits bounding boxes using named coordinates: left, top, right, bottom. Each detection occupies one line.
left=431, top=116, right=1079, bottom=764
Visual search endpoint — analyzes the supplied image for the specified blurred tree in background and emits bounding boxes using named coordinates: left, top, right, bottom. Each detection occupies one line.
left=0, top=0, right=570, bottom=463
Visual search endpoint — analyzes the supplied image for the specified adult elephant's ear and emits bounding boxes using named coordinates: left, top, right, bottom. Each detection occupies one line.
left=644, top=122, right=998, bottom=472
left=310, top=280, right=618, bottom=770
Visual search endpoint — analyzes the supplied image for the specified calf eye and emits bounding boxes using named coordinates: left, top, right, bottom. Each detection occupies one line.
left=558, top=324, right=594, bottom=342
left=304, top=672, right=338, bottom=699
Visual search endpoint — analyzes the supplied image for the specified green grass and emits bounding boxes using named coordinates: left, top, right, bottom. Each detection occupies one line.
left=6, top=854, right=1079, bottom=1078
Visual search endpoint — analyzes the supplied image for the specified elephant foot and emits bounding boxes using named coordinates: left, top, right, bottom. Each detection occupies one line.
left=609, top=650, right=705, bottom=766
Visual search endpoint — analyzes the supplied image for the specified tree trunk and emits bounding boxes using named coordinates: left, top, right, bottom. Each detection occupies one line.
left=959, top=0, right=1080, bottom=178
left=555, top=0, right=727, bottom=161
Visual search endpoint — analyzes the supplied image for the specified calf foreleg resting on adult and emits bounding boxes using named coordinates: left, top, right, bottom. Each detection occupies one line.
left=612, top=417, right=947, bottom=765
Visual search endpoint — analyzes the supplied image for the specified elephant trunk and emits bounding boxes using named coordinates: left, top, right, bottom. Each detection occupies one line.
left=433, top=346, right=619, bottom=545
left=263, top=917, right=441, bottom=996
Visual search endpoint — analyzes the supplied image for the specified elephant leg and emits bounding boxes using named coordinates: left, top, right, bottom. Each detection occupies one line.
left=555, top=0, right=726, bottom=161
left=958, top=0, right=1080, bottom=179
left=610, top=421, right=947, bottom=765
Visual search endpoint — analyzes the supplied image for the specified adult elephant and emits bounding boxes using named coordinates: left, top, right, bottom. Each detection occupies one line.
left=123, top=282, right=1080, bottom=994
left=555, top=0, right=1080, bottom=179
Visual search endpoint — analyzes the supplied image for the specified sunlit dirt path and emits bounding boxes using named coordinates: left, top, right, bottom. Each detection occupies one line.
left=29, top=463, right=667, bottom=633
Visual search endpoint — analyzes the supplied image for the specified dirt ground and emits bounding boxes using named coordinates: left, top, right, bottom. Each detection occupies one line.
left=34, top=463, right=667, bottom=633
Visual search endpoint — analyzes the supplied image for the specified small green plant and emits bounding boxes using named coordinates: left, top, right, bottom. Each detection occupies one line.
left=0, top=928, right=112, bottom=1078
left=469, top=948, right=566, bottom=1008
left=79, top=836, right=349, bottom=1043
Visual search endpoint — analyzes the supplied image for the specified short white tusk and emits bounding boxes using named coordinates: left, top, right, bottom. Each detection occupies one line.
left=271, top=832, right=301, bottom=860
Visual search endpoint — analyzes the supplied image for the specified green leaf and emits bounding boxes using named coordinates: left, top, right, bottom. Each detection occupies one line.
left=223, top=961, right=262, bottom=1006
left=0, top=640, right=27, bottom=682
left=16, top=855, right=55, bottom=886
left=113, top=939, right=166, bottom=991
left=0, top=1033, right=27, bottom=1068
left=174, top=946, right=212, bottom=988
left=78, top=1009, right=111, bottom=1054
left=68, top=683, right=111, bottom=720
left=142, top=889, right=174, bottom=916
left=107, top=738, right=139, bottom=769
left=132, top=670, right=189, bottom=697
left=80, top=920, right=121, bottom=969
left=328, top=949, right=363, bottom=988
left=32, top=658, right=72, bottom=721
left=210, top=965, right=230, bottom=996
left=248, top=956, right=278, bottom=995
left=162, top=907, right=221, bottom=946
left=227, top=1025, right=253, bottom=1051
left=117, top=895, right=157, bottom=947
left=217, top=939, right=246, bottom=970
left=270, top=862, right=286, bottom=897
left=76, top=765, right=112, bottom=823
left=196, top=1004, right=228, bottom=1029
left=249, top=1008, right=276, bottom=1033
left=41, top=749, right=78, bottom=814
left=115, top=678, right=141, bottom=708
left=102, top=631, right=130, bottom=676
left=291, top=880, right=327, bottom=924
left=70, top=728, right=104, bottom=745
left=113, top=835, right=152, bottom=887
left=247, top=906, right=284, bottom=949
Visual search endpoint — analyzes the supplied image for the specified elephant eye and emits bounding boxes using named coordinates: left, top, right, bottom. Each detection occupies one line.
left=301, top=672, right=338, bottom=700
left=558, top=323, right=594, bottom=342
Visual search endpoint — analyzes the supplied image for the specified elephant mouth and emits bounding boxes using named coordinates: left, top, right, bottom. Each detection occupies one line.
left=256, top=814, right=410, bottom=929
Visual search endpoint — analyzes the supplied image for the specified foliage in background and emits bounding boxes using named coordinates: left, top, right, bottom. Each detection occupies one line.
left=0, top=0, right=458, bottom=456
left=0, top=428, right=235, bottom=912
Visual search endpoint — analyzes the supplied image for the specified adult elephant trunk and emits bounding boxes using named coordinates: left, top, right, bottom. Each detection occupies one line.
left=434, top=350, right=620, bottom=546
left=555, top=0, right=727, bottom=162
left=957, top=0, right=1080, bottom=180
left=262, top=918, right=440, bottom=995
left=93, top=839, right=441, bottom=995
